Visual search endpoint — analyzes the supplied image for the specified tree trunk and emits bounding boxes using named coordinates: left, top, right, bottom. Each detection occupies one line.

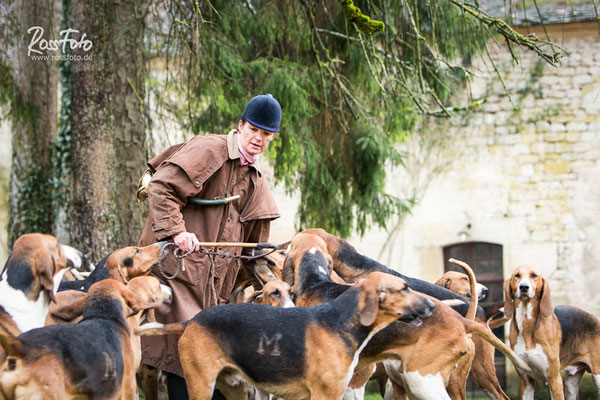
left=69, top=0, right=147, bottom=262
left=8, top=0, right=58, bottom=246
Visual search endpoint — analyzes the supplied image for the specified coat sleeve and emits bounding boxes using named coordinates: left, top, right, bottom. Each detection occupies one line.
left=147, top=162, right=201, bottom=241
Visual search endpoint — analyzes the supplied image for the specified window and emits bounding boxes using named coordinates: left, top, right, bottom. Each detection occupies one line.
left=443, top=242, right=506, bottom=395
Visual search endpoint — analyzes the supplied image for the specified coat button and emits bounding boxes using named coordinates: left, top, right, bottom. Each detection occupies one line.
left=194, top=180, right=200, bottom=186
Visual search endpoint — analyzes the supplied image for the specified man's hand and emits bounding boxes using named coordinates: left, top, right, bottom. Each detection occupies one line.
left=173, top=231, right=201, bottom=252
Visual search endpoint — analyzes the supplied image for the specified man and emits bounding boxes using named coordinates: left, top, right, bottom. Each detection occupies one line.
left=138, top=94, right=282, bottom=399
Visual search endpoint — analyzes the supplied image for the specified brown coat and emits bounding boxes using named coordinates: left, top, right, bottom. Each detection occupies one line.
left=139, top=130, right=280, bottom=376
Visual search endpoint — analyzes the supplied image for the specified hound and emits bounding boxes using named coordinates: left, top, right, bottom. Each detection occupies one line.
left=0, top=233, right=83, bottom=333
left=292, top=229, right=530, bottom=400
left=0, top=278, right=172, bottom=400
left=58, top=241, right=169, bottom=292
left=505, top=265, right=600, bottom=400
left=137, top=271, right=435, bottom=400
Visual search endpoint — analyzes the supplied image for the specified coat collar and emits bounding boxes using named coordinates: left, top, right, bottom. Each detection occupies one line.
left=227, top=129, right=262, bottom=175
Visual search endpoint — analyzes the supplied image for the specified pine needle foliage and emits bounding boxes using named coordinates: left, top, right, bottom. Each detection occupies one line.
left=146, top=0, right=563, bottom=237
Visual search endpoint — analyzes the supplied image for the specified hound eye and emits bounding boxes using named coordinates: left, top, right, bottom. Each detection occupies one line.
left=515, top=273, right=521, bottom=279
left=135, top=248, right=142, bottom=254
left=531, top=273, right=538, bottom=279
left=271, top=290, right=280, bottom=298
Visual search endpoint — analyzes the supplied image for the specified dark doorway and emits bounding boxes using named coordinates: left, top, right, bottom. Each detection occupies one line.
left=443, top=242, right=506, bottom=396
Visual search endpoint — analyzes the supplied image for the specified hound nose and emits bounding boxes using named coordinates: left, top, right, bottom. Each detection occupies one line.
left=481, top=287, right=488, bottom=296
left=519, top=283, right=529, bottom=293
left=420, top=298, right=436, bottom=317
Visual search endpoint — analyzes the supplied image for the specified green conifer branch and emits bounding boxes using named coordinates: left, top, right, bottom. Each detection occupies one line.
left=446, top=0, right=564, bottom=66
left=339, top=0, right=385, bottom=34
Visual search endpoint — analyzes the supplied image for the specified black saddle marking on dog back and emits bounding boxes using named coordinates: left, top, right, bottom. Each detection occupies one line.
left=297, top=251, right=350, bottom=301
left=17, top=296, right=129, bottom=399
left=336, top=241, right=480, bottom=318
left=555, top=305, right=600, bottom=348
left=58, top=253, right=111, bottom=292
left=197, top=303, right=308, bottom=384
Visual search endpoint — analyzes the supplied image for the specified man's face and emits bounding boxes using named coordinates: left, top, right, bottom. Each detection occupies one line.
left=238, top=120, right=276, bottom=157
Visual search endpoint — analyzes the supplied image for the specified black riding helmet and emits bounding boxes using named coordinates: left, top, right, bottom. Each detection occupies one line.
left=242, top=94, right=282, bottom=132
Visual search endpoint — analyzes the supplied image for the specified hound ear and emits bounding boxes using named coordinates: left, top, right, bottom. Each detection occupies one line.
left=282, top=256, right=295, bottom=287
left=121, top=285, right=146, bottom=314
left=0, top=320, right=24, bottom=357
left=539, top=276, right=554, bottom=318
left=359, top=288, right=379, bottom=327
left=503, top=278, right=515, bottom=319
left=254, top=263, right=277, bottom=286
left=36, top=251, right=57, bottom=302
left=50, top=295, right=87, bottom=322
left=248, top=290, right=264, bottom=304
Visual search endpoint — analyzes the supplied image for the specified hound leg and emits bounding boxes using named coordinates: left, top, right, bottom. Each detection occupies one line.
left=519, top=375, right=536, bottom=400
left=384, top=362, right=451, bottom=400
left=216, top=371, right=249, bottom=400
left=342, top=364, right=374, bottom=400
left=136, top=364, right=159, bottom=400
left=389, top=379, right=408, bottom=400
left=179, top=327, right=223, bottom=400
left=593, top=374, right=600, bottom=397
left=547, top=360, right=565, bottom=400
left=564, top=365, right=584, bottom=400
left=470, top=336, right=510, bottom=400
left=446, top=339, right=474, bottom=400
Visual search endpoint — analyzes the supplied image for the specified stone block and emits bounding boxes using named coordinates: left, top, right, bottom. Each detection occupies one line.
left=531, top=142, right=554, bottom=154
left=550, top=123, right=566, bottom=133
left=565, top=132, right=583, bottom=142
left=554, top=143, right=573, bottom=153
left=545, top=160, right=570, bottom=174
left=536, top=120, right=551, bottom=132
left=566, top=122, right=587, bottom=132
left=518, top=154, right=538, bottom=164
left=573, top=74, right=593, bottom=85
left=581, top=132, right=598, bottom=142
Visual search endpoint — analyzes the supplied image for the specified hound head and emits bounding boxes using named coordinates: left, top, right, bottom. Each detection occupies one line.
left=5, top=233, right=84, bottom=301
left=282, top=232, right=333, bottom=290
left=504, top=265, right=553, bottom=318
left=249, top=280, right=294, bottom=308
left=126, top=276, right=173, bottom=310
left=83, top=278, right=172, bottom=322
left=435, top=271, right=488, bottom=300
left=356, top=272, right=435, bottom=328
left=105, top=241, right=168, bottom=283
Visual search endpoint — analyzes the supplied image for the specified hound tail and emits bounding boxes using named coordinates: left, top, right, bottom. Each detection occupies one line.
left=448, top=258, right=478, bottom=321
left=465, top=320, right=531, bottom=375
left=135, top=322, right=186, bottom=336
